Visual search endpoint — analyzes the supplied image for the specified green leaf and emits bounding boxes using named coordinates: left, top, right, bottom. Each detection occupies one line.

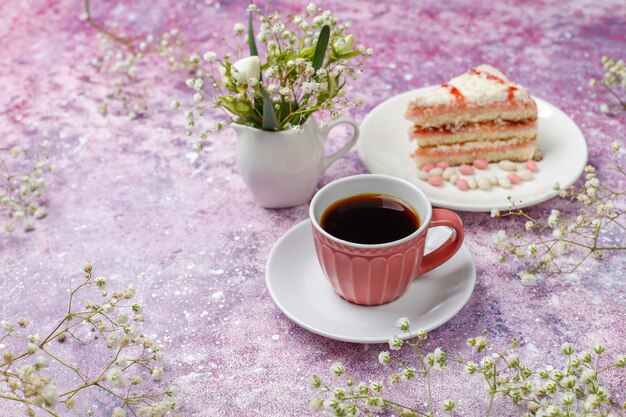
left=337, top=50, right=362, bottom=60
left=259, top=84, right=277, bottom=131
left=312, top=25, right=330, bottom=71
left=248, top=4, right=258, bottom=57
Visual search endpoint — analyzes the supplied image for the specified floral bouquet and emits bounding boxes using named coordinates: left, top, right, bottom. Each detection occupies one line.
left=175, top=2, right=372, bottom=146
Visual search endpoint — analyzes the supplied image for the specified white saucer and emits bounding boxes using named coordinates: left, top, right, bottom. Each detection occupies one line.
left=265, top=220, right=476, bottom=344
left=358, top=88, right=588, bottom=212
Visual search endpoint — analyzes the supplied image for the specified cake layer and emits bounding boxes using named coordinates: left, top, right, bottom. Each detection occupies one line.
left=405, top=99, right=537, bottom=127
left=412, top=137, right=537, bottom=167
left=410, top=119, right=537, bottom=147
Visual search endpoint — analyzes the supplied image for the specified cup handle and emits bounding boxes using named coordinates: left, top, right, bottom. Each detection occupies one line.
left=418, top=208, right=465, bottom=275
left=320, top=116, right=360, bottom=169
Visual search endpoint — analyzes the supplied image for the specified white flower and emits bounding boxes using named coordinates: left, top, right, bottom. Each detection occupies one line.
left=309, top=397, right=324, bottom=411
left=193, top=78, right=204, bottom=90
left=106, top=367, right=126, bottom=388
left=333, top=34, right=355, bottom=54
left=491, top=230, right=507, bottom=246
left=189, top=54, right=200, bottom=64
left=231, top=56, right=261, bottom=85
left=548, top=209, right=560, bottom=227
left=612, top=141, right=621, bottom=151
left=329, top=362, right=345, bottom=377
left=490, top=208, right=500, bottom=217
left=306, top=3, right=317, bottom=14
left=525, top=220, right=535, bottom=231
left=600, top=103, right=611, bottom=114
left=193, top=93, right=204, bottom=103
left=38, top=383, right=58, bottom=408
left=107, top=333, right=121, bottom=348
left=584, top=393, right=601, bottom=410
left=441, top=399, right=455, bottom=412
left=112, top=407, right=127, bottom=417
left=34, top=356, right=48, bottom=369
left=417, top=329, right=427, bottom=339
left=203, top=51, right=217, bottom=62
left=309, top=374, right=322, bottom=389
left=151, top=366, right=164, bottom=380
left=388, top=335, right=403, bottom=351
left=395, top=317, right=410, bottom=331
left=557, top=343, right=575, bottom=357
left=518, top=270, right=538, bottom=286
left=464, top=361, right=478, bottom=374
left=116, top=312, right=129, bottom=325
left=378, top=351, right=391, bottom=365
left=302, top=81, right=321, bottom=94
left=233, top=23, right=245, bottom=35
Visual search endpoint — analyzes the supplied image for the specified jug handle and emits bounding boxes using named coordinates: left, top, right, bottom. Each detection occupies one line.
left=320, top=116, right=360, bottom=169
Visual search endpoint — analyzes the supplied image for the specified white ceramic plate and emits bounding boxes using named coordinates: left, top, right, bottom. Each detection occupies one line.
left=265, top=220, right=476, bottom=344
left=358, top=89, right=588, bottom=212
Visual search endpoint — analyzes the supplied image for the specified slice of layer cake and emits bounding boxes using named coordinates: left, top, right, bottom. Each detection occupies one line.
left=405, top=65, right=538, bottom=167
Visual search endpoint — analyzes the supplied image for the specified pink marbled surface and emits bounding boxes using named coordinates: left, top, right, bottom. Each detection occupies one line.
left=1, top=0, right=625, bottom=416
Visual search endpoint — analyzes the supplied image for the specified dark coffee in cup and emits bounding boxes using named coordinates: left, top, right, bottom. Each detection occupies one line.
left=320, top=193, right=420, bottom=244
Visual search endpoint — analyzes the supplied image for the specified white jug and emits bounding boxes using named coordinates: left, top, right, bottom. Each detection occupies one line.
left=233, top=116, right=360, bottom=208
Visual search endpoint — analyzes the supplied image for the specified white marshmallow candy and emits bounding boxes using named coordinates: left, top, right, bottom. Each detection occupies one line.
left=477, top=176, right=492, bottom=190
left=467, top=176, right=478, bottom=189
left=489, top=175, right=498, bottom=185
left=517, top=169, right=534, bottom=181
left=498, top=177, right=512, bottom=189
left=449, top=174, right=459, bottom=184
left=442, top=167, right=456, bottom=180
left=498, top=160, right=516, bottom=171
left=429, top=167, right=444, bottom=176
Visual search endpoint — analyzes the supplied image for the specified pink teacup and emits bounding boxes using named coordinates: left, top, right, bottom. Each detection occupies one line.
left=309, top=174, right=464, bottom=306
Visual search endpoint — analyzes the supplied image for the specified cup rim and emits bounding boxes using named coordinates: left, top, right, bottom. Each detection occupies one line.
left=309, top=174, right=433, bottom=249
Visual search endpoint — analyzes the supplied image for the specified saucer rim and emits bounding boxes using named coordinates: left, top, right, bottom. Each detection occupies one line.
left=265, top=219, right=477, bottom=344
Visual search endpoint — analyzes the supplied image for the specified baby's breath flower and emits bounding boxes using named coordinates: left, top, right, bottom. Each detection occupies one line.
left=441, top=399, right=455, bottom=413
left=106, top=367, right=126, bottom=388
left=233, top=23, right=245, bottom=35
left=395, top=317, right=410, bottom=331
left=151, top=366, right=164, bottom=380
left=378, top=351, right=391, bottom=365
left=112, top=407, right=127, bottom=417
left=388, top=336, right=403, bottom=351
left=518, top=270, right=538, bottom=286
left=309, top=374, right=322, bottom=389
left=309, top=397, right=324, bottom=411
left=490, top=208, right=500, bottom=218
left=329, top=362, right=345, bottom=377
left=491, top=230, right=507, bottom=246
left=561, top=342, right=574, bottom=355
